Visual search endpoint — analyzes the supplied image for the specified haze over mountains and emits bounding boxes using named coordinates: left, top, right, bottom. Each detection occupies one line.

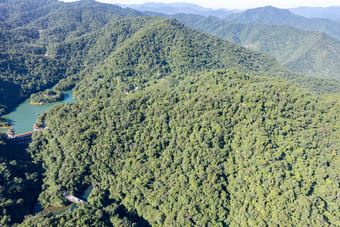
left=226, top=6, right=340, bottom=41
left=0, top=0, right=339, bottom=226
left=119, top=2, right=340, bottom=22
left=290, top=6, right=340, bottom=22
left=120, top=3, right=340, bottom=40
left=117, top=2, right=235, bottom=19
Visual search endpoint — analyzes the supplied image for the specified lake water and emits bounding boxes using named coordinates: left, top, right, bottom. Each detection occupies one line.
left=0, top=90, right=75, bottom=134
left=38, top=185, right=94, bottom=216
left=2, top=89, right=92, bottom=216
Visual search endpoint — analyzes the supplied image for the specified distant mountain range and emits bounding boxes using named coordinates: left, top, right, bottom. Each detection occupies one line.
left=170, top=14, right=340, bottom=79
left=116, top=2, right=235, bottom=19
left=226, top=6, right=340, bottom=41
left=116, top=3, right=340, bottom=24
left=289, top=6, right=340, bottom=22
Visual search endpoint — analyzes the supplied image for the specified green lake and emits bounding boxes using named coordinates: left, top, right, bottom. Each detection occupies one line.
left=0, top=90, right=75, bottom=134
left=36, top=186, right=94, bottom=216
left=2, top=89, right=93, bottom=216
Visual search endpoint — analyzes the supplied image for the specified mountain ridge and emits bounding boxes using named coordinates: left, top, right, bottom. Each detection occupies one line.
left=226, top=6, right=340, bottom=40
left=169, top=13, right=340, bottom=79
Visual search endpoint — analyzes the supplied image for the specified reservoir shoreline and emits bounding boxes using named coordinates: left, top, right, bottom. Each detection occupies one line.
left=0, top=90, right=76, bottom=134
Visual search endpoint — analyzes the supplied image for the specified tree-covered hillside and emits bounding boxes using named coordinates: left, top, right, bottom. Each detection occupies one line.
left=0, top=1, right=339, bottom=226
left=0, top=0, right=144, bottom=115
left=0, top=136, right=41, bottom=226
left=71, top=16, right=295, bottom=96
left=0, top=0, right=142, bottom=28
left=46, top=15, right=339, bottom=101
left=23, top=70, right=340, bottom=226
left=226, top=6, right=340, bottom=41
left=170, top=14, right=340, bottom=79
left=0, top=53, right=70, bottom=115
left=0, top=0, right=339, bottom=116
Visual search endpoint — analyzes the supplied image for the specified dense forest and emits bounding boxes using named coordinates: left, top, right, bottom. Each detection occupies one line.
left=0, top=0, right=339, bottom=116
left=0, top=53, right=70, bottom=115
left=30, top=89, right=64, bottom=104
left=0, top=136, right=42, bottom=226
left=55, top=16, right=339, bottom=98
left=0, top=0, right=339, bottom=226
left=0, top=0, right=143, bottom=116
left=24, top=70, right=339, bottom=226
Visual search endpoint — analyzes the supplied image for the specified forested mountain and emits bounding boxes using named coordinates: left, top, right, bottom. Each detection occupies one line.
left=0, top=1, right=339, bottom=226
left=0, top=0, right=142, bottom=115
left=118, top=2, right=233, bottom=19
left=22, top=69, right=340, bottom=226
left=169, top=14, right=340, bottom=79
left=1, top=0, right=338, bottom=115
left=290, top=6, right=340, bottom=22
left=226, top=6, right=340, bottom=41
left=50, top=16, right=339, bottom=97
left=0, top=0, right=142, bottom=28
left=1, top=0, right=339, bottom=117
left=0, top=0, right=143, bottom=49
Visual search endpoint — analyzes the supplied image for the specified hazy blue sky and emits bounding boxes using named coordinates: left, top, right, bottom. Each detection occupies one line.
left=60, top=0, right=340, bottom=9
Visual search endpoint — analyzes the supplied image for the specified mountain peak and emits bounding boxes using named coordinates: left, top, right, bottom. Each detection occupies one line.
left=226, top=5, right=299, bottom=23
left=226, top=5, right=340, bottom=40
left=247, top=5, right=295, bottom=15
left=228, top=5, right=317, bottom=28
